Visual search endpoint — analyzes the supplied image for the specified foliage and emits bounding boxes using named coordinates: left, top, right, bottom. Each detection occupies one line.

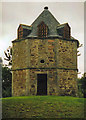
left=78, top=76, right=86, bottom=98
left=4, top=46, right=12, bottom=66
left=2, top=66, right=12, bottom=97
left=2, top=96, right=85, bottom=118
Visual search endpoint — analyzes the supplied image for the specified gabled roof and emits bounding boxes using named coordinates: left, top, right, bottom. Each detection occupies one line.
left=57, top=23, right=70, bottom=29
left=19, top=24, right=32, bottom=30
left=13, top=6, right=79, bottom=47
left=27, top=7, right=60, bottom=37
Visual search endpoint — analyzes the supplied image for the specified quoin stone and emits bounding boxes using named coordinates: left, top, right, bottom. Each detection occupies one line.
left=12, top=7, right=79, bottom=96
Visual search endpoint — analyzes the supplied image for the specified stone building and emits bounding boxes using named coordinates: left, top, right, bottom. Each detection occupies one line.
left=12, top=7, right=79, bottom=96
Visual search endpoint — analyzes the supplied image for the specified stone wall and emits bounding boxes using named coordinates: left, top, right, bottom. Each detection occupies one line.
left=12, top=39, right=57, bottom=69
left=12, top=38, right=77, bottom=70
left=12, top=68, right=58, bottom=96
left=12, top=38, right=78, bottom=96
left=12, top=70, right=27, bottom=96
left=57, top=39, right=77, bottom=69
left=57, top=69, right=78, bottom=96
left=12, top=68, right=78, bottom=96
left=29, top=69, right=58, bottom=95
left=12, top=39, right=30, bottom=70
left=29, top=39, right=56, bottom=68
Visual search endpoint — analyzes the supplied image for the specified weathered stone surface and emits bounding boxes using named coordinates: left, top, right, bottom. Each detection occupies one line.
left=12, top=70, right=26, bottom=96
left=12, top=38, right=78, bottom=97
left=57, top=39, right=77, bottom=69
left=57, top=69, right=78, bottom=96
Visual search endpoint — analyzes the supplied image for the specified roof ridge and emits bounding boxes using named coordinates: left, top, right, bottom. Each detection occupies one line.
left=20, top=24, right=32, bottom=27
left=57, top=23, right=68, bottom=27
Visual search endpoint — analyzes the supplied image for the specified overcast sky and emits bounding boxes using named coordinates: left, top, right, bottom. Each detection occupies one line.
left=0, top=2, right=84, bottom=78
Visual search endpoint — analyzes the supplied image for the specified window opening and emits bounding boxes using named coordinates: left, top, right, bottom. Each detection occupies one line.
left=38, top=21, right=48, bottom=38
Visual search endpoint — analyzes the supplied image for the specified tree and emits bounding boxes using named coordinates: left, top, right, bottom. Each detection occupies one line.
left=78, top=74, right=86, bottom=98
left=4, top=46, right=12, bottom=66
left=2, top=66, right=12, bottom=97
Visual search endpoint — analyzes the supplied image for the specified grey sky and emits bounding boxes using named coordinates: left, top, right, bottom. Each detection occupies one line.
left=0, top=2, right=84, bottom=77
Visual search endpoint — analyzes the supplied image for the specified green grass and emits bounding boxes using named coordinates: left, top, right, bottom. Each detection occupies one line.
left=2, top=96, right=85, bottom=119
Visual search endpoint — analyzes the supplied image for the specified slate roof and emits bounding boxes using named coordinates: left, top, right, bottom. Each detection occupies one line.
left=13, top=7, right=79, bottom=47
left=19, top=24, right=32, bottom=30
left=57, top=23, right=68, bottom=29
left=27, top=7, right=60, bottom=37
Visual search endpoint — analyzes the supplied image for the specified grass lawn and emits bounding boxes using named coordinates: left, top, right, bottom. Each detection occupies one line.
left=2, top=96, right=85, bottom=119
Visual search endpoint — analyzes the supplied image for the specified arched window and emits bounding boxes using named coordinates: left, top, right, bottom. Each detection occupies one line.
left=37, top=21, right=48, bottom=38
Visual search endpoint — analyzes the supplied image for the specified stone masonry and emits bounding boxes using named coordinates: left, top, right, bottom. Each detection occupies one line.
left=12, top=7, right=79, bottom=96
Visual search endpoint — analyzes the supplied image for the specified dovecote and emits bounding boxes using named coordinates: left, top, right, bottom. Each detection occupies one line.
left=12, top=7, right=79, bottom=97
